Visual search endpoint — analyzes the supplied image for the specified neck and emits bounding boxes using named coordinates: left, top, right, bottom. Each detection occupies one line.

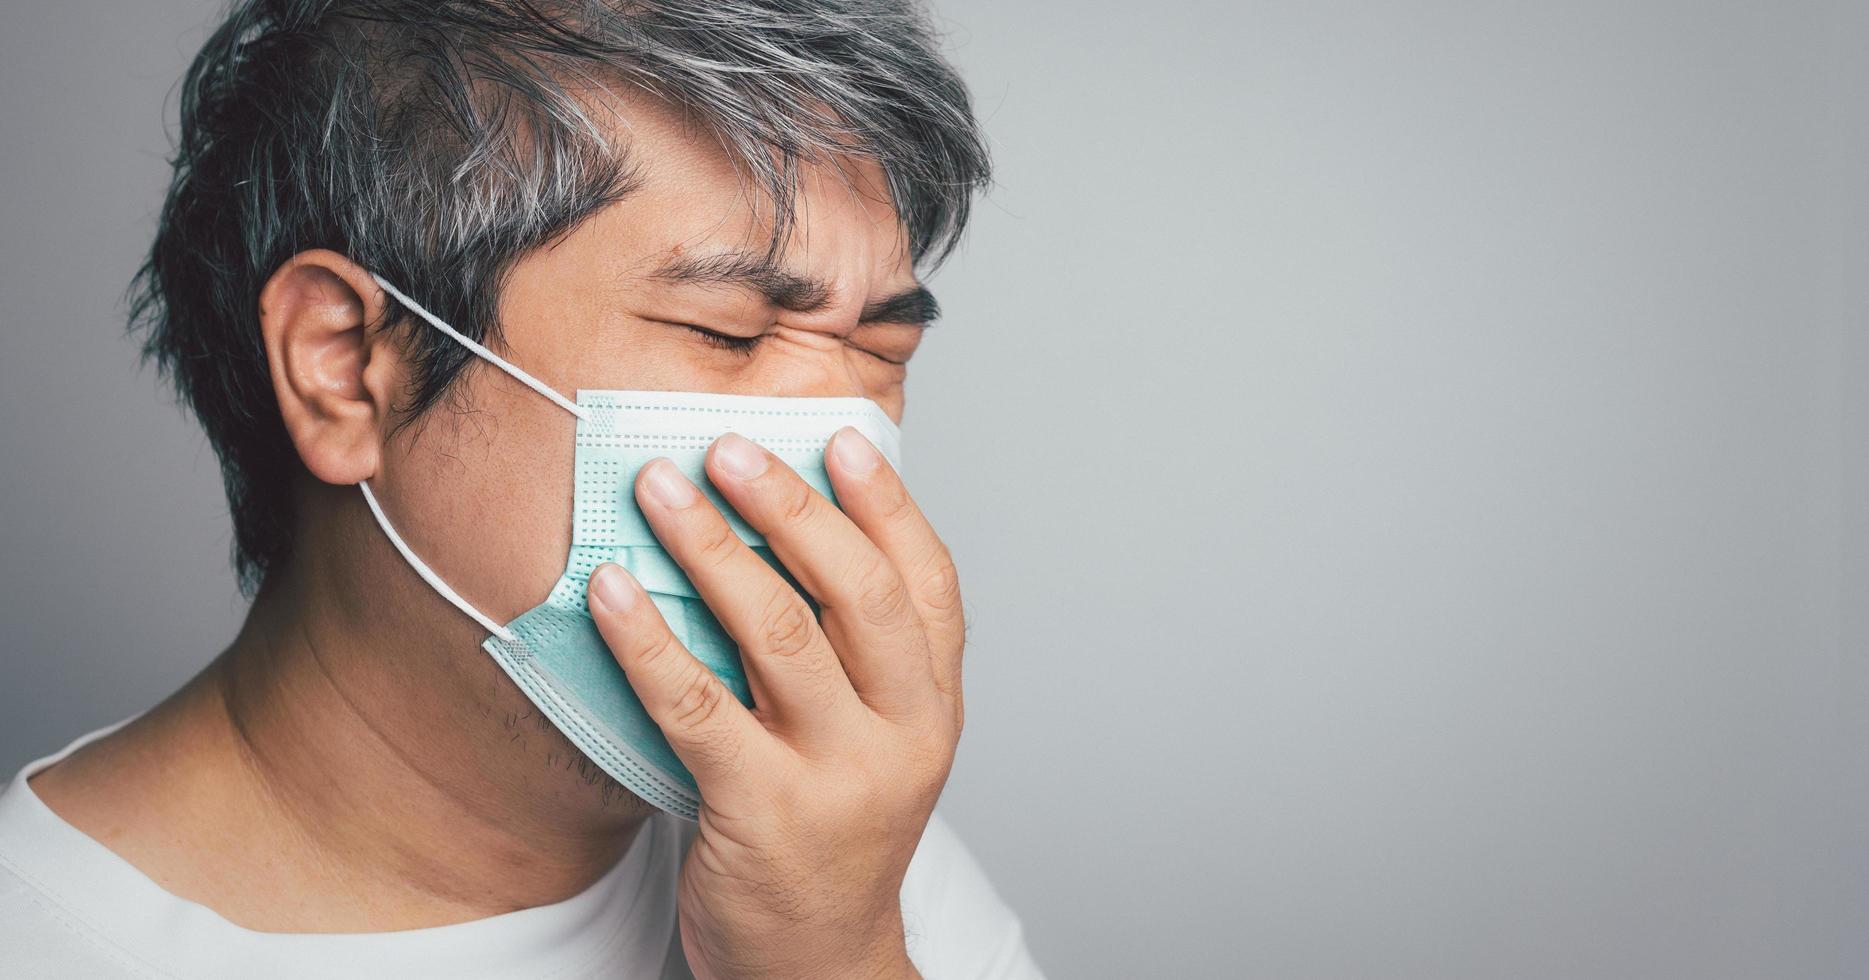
left=32, top=548, right=649, bottom=932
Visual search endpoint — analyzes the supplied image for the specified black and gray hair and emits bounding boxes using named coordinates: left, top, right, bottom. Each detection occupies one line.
left=131, top=0, right=991, bottom=593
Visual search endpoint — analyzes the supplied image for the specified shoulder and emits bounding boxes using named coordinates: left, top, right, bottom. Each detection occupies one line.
left=0, top=780, right=147, bottom=978
left=0, top=870, right=129, bottom=978
left=898, top=812, right=1044, bottom=980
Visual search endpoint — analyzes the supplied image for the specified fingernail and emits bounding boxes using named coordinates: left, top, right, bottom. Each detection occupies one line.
left=829, top=426, right=881, bottom=477
left=712, top=432, right=769, bottom=481
left=589, top=563, right=638, bottom=613
left=641, top=458, right=699, bottom=509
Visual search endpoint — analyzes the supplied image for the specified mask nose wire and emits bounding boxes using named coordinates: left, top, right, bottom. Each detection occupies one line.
left=355, top=272, right=590, bottom=643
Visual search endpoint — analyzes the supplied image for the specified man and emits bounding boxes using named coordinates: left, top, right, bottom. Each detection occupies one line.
left=0, top=2, right=1040, bottom=977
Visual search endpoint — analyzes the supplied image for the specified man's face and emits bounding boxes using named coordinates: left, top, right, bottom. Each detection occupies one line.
left=363, top=94, right=932, bottom=630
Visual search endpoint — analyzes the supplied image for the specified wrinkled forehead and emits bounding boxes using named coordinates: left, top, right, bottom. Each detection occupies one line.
left=579, top=86, right=915, bottom=285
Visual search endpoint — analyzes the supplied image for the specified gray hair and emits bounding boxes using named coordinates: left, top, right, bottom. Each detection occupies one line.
left=131, top=0, right=992, bottom=592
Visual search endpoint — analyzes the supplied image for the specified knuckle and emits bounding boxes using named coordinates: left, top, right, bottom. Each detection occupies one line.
left=917, top=550, right=964, bottom=614
left=668, top=671, right=729, bottom=734
left=759, top=596, right=819, bottom=660
left=879, top=485, right=922, bottom=526
left=858, top=571, right=913, bottom=630
left=779, top=484, right=819, bottom=526
left=637, top=632, right=687, bottom=672
left=691, top=518, right=742, bottom=570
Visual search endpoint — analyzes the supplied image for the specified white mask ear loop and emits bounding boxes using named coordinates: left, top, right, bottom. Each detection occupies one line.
left=359, top=480, right=518, bottom=644
left=355, top=271, right=589, bottom=644
left=370, top=273, right=590, bottom=423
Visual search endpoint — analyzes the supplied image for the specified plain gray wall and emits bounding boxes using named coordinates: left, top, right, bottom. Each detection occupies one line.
left=2, top=2, right=1864, bottom=978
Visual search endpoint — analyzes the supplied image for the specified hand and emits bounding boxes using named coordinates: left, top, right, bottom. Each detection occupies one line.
left=584, top=426, right=966, bottom=980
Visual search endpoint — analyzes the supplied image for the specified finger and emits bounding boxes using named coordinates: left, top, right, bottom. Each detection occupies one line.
left=705, top=432, right=937, bottom=718
left=824, top=427, right=965, bottom=710
left=633, top=457, right=859, bottom=732
left=586, top=561, right=772, bottom=789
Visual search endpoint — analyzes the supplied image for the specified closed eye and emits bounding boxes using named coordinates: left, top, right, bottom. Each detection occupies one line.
left=849, top=322, right=924, bottom=367
left=672, top=322, right=761, bottom=356
left=856, top=345, right=909, bottom=366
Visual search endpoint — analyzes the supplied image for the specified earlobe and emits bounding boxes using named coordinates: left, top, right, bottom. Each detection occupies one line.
left=259, top=250, right=398, bottom=487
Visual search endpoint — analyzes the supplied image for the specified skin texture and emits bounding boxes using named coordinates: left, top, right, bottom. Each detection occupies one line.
left=28, top=91, right=962, bottom=979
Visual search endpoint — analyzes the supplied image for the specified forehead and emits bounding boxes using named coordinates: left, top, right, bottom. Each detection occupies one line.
left=579, top=88, right=914, bottom=285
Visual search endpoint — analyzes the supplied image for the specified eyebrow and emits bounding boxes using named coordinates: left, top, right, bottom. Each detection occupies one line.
left=647, top=248, right=941, bottom=325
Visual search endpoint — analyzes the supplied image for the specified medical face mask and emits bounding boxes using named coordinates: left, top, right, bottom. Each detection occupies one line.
left=359, top=274, right=903, bottom=819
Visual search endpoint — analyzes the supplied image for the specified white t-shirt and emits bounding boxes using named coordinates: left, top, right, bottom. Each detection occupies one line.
left=0, top=723, right=1042, bottom=979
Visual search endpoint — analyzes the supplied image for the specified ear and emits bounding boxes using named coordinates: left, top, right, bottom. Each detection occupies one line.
left=258, top=250, right=400, bottom=486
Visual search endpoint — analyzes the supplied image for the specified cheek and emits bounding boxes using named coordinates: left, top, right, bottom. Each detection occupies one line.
left=379, top=383, right=579, bottom=622
left=848, top=354, right=907, bottom=414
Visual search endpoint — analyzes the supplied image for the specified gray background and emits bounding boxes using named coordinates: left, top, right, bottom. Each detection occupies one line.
left=2, top=1, right=1864, bottom=978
